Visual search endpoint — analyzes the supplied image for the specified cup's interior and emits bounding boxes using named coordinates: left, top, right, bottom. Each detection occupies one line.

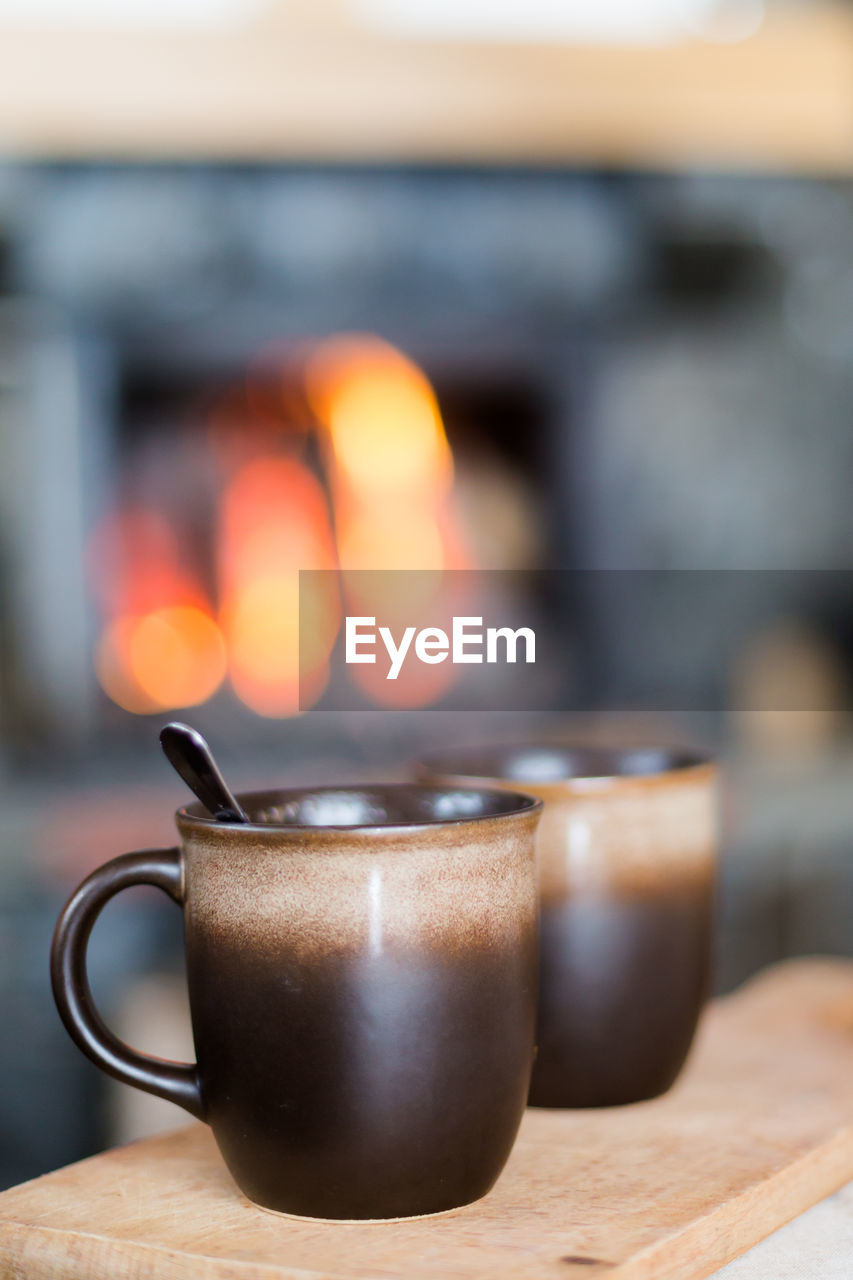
left=182, top=783, right=539, bottom=829
left=420, top=744, right=709, bottom=785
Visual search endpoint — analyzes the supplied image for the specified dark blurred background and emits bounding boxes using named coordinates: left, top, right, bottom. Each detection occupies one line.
left=1, top=0, right=853, bottom=1191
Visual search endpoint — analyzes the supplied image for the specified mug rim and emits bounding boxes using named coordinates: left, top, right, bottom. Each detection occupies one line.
left=176, top=781, right=542, bottom=835
left=417, top=743, right=715, bottom=793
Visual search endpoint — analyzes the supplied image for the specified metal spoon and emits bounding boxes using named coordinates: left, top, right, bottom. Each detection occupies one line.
left=159, top=722, right=249, bottom=823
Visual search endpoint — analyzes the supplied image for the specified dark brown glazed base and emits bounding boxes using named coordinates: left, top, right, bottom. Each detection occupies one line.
left=188, top=935, right=537, bottom=1219
left=529, top=883, right=713, bottom=1109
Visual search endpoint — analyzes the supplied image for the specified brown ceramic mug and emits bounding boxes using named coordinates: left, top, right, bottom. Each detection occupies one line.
left=418, top=746, right=717, bottom=1108
left=50, top=783, right=541, bottom=1220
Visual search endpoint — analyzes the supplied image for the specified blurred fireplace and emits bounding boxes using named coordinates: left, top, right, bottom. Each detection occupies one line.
left=3, top=165, right=853, bottom=763
left=90, top=331, right=556, bottom=725
left=0, top=165, right=637, bottom=761
left=0, top=167, right=615, bottom=761
left=0, top=292, right=566, bottom=758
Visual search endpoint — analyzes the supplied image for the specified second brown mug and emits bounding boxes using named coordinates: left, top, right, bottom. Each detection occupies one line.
left=418, top=745, right=717, bottom=1108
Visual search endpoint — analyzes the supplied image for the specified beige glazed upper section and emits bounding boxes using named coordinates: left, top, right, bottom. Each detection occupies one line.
left=176, top=785, right=541, bottom=959
left=418, top=747, right=717, bottom=902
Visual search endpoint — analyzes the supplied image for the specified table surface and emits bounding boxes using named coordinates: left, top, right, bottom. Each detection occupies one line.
left=3, top=958, right=853, bottom=1280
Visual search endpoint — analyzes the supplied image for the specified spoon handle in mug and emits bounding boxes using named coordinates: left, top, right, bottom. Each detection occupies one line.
left=159, top=723, right=248, bottom=823
left=50, top=848, right=204, bottom=1120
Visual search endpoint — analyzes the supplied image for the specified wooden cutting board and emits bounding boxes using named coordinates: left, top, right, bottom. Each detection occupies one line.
left=3, top=958, right=853, bottom=1280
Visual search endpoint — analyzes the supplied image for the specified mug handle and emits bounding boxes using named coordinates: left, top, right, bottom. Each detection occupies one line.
left=50, top=848, right=204, bottom=1120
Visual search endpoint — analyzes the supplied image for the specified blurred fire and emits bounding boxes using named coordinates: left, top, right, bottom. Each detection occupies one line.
left=96, top=608, right=227, bottom=715
left=89, top=508, right=226, bottom=713
left=309, top=338, right=451, bottom=497
left=218, top=456, right=339, bottom=717
left=91, top=336, right=468, bottom=716
left=308, top=335, right=459, bottom=572
left=308, top=335, right=466, bottom=708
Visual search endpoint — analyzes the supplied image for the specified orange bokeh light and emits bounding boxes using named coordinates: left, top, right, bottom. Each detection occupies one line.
left=218, top=455, right=339, bottom=716
left=309, top=335, right=469, bottom=706
left=89, top=504, right=224, bottom=713
left=308, top=335, right=453, bottom=506
left=96, top=605, right=227, bottom=714
left=337, top=505, right=445, bottom=572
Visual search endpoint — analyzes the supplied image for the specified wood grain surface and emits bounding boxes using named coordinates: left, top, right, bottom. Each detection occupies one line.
left=3, top=958, right=853, bottom=1280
